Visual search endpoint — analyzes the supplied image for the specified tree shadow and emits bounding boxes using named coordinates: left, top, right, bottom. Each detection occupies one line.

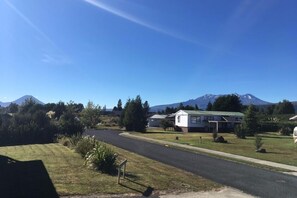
left=119, top=173, right=154, bottom=197
left=0, top=155, right=59, bottom=198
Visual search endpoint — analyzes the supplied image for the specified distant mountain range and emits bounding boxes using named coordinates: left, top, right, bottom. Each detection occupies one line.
left=1, top=94, right=296, bottom=112
left=150, top=94, right=272, bottom=112
left=0, top=95, right=44, bottom=107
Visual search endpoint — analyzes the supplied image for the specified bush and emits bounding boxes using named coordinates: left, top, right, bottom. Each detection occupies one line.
left=212, top=132, right=218, bottom=141
left=56, top=135, right=71, bottom=147
left=160, top=119, right=173, bottom=131
left=258, top=121, right=296, bottom=132
left=234, top=125, right=246, bottom=139
left=56, top=133, right=82, bottom=148
left=69, top=133, right=82, bottom=147
left=75, top=136, right=97, bottom=158
left=85, top=143, right=117, bottom=174
left=254, top=134, right=263, bottom=151
left=59, top=111, right=84, bottom=136
left=279, top=126, right=292, bottom=136
left=258, top=122, right=280, bottom=132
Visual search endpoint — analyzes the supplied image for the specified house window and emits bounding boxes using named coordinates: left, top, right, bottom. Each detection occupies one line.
left=191, top=116, right=201, bottom=124
left=177, top=116, right=180, bottom=123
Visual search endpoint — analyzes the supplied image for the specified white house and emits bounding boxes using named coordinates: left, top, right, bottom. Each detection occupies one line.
left=148, top=114, right=167, bottom=127
left=175, top=110, right=244, bottom=132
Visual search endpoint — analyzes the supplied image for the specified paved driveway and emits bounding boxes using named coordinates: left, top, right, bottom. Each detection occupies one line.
left=85, top=130, right=297, bottom=198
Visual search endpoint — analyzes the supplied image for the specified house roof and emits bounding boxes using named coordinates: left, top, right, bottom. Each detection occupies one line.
left=290, top=115, right=297, bottom=121
left=150, top=114, right=167, bottom=119
left=177, top=110, right=244, bottom=117
left=167, top=113, right=176, bottom=118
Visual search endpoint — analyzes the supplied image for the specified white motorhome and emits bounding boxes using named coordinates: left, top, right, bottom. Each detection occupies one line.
left=175, top=110, right=244, bottom=133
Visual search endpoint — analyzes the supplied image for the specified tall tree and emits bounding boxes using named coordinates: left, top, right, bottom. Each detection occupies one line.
left=273, top=100, right=295, bottom=114
left=20, top=98, right=36, bottom=114
left=212, top=94, right=242, bottom=112
left=8, top=103, right=18, bottom=113
left=244, top=105, right=259, bottom=136
left=60, top=109, right=84, bottom=135
left=143, top=100, right=150, bottom=116
left=206, top=102, right=213, bottom=111
left=67, top=101, right=84, bottom=113
left=54, top=101, right=66, bottom=119
left=117, top=99, right=123, bottom=111
left=122, top=96, right=148, bottom=132
left=80, top=101, right=101, bottom=128
left=178, top=103, right=184, bottom=110
left=119, top=99, right=130, bottom=128
left=194, top=104, right=199, bottom=110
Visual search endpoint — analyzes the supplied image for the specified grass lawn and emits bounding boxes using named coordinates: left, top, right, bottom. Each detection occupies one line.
left=0, top=143, right=220, bottom=196
left=137, top=129, right=297, bottom=167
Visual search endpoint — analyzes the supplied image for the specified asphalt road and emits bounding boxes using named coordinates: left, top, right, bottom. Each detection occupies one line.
left=85, top=130, right=297, bottom=198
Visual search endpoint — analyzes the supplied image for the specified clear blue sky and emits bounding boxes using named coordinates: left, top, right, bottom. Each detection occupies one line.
left=1, top=0, right=296, bottom=107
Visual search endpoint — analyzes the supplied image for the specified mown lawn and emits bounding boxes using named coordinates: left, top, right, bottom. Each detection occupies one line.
left=136, top=130, right=297, bottom=166
left=0, top=143, right=220, bottom=196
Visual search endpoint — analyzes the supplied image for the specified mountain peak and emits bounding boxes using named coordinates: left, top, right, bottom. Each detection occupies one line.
left=150, top=93, right=271, bottom=112
left=0, top=95, right=44, bottom=107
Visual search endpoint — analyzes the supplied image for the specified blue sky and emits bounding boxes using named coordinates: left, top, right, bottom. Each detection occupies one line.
left=1, top=0, right=296, bottom=107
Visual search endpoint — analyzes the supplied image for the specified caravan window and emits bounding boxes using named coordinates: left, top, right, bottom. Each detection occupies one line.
left=191, top=116, right=201, bottom=124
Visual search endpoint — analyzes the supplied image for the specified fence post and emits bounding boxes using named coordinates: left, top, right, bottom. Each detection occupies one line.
left=117, top=159, right=127, bottom=184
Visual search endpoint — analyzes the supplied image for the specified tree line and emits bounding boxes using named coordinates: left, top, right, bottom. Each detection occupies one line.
left=0, top=95, right=150, bottom=145
left=0, top=99, right=101, bottom=146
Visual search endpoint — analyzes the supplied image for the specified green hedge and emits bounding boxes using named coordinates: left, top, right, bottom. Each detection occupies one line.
left=258, top=121, right=296, bottom=132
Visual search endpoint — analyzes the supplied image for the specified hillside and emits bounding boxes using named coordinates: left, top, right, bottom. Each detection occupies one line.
left=0, top=95, right=44, bottom=107
left=150, top=94, right=271, bottom=112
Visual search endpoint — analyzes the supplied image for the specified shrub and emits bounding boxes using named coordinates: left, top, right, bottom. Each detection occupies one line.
left=160, top=119, right=173, bottom=131
left=56, top=135, right=71, bottom=147
left=254, top=134, right=263, bottom=151
left=279, top=126, right=292, bottom=136
left=56, top=133, right=82, bottom=148
left=75, top=136, right=97, bottom=158
left=69, top=133, right=82, bottom=147
left=234, top=125, right=246, bottom=139
left=85, top=143, right=117, bottom=174
left=59, top=111, right=84, bottom=136
left=212, top=132, right=218, bottom=141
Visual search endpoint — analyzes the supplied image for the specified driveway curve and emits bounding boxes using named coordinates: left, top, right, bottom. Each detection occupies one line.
left=85, top=130, right=297, bottom=198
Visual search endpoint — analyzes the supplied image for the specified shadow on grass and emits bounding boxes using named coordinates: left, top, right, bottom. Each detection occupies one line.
left=119, top=174, right=154, bottom=197
left=0, top=155, right=59, bottom=198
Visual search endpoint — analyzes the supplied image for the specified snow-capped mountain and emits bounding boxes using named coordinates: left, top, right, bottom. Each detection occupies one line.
left=150, top=94, right=271, bottom=112
left=0, top=95, right=44, bottom=107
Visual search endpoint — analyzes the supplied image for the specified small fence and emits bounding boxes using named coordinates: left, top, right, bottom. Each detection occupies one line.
left=117, top=159, right=127, bottom=184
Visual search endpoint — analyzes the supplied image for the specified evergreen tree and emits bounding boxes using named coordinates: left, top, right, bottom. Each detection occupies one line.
left=8, top=103, right=18, bottom=113
left=212, top=94, right=242, bottom=112
left=117, top=99, right=123, bottom=111
left=54, top=101, right=66, bottom=119
left=60, top=109, right=84, bottom=135
left=195, top=104, right=199, bottom=110
left=273, top=100, right=295, bottom=114
left=122, top=96, right=148, bottom=132
left=206, top=102, right=213, bottom=111
left=119, top=99, right=130, bottom=128
left=178, top=103, right=184, bottom=110
left=244, top=105, right=258, bottom=136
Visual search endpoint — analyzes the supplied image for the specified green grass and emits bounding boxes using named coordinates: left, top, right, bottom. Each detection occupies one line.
left=136, top=130, right=297, bottom=167
left=0, top=143, right=220, bottom=196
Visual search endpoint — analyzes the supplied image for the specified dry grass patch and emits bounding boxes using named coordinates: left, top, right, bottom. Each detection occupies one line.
left=0, top=143, right=220, bottom=196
